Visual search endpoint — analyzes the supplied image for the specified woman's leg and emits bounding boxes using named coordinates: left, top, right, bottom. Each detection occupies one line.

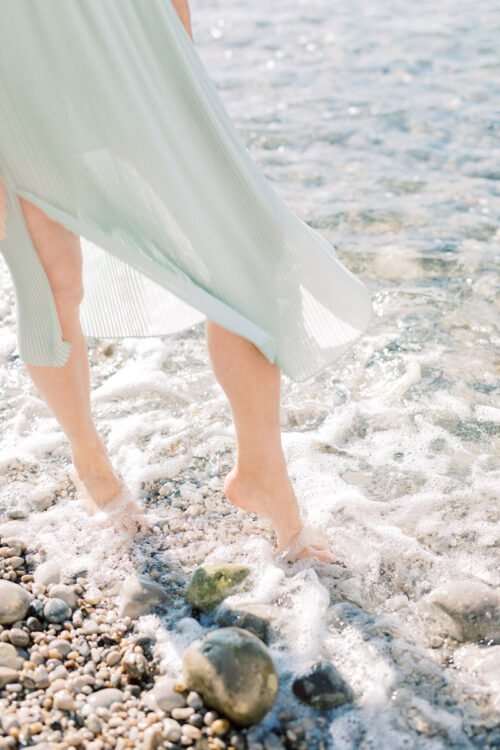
left=205, top=321, right=333, bottom=561
left=18, top=198, right=141, bottom=534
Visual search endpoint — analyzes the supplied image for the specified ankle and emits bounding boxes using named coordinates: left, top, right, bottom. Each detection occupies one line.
left=232, top=454, right=290, bottom=490
left=71, top=437, right=111, bottom=473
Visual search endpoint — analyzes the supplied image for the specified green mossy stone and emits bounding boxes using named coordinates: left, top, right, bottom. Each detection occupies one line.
left=185, top=564, right=251, bottom=612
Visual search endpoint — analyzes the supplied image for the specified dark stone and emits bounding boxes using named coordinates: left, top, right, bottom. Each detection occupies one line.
left=217, top=607, right=270, bottom=644
left=292, top=661, right=354, bottom=710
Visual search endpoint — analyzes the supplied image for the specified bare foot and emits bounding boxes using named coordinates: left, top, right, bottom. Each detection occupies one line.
left=223, top=464, right=335, bottom=562
left=70, top=450, right=148, bottom=538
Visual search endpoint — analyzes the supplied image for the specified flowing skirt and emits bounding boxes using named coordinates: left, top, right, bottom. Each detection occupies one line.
left=0, top=0, right=372, bottom=383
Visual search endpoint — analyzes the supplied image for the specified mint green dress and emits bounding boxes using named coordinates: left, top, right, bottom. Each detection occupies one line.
left=0, top=0, right=372, bottom=383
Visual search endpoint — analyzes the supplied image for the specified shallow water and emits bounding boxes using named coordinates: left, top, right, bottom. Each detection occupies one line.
left=0, top=0, right=499, bottom=747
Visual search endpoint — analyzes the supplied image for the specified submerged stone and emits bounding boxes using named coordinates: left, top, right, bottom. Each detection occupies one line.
left=185, top=564, right=250, bottom=612
left=217, top=605, right=271, bottom=643
left=426, top=579, right=500, bottom=642
left=118, top=573, right=171, bottom=620
left=292, top=661, right=354, bottom=710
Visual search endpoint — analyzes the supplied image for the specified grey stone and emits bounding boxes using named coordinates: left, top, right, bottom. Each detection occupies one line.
left=292, top=661, right=354, bottom=710
left=185, top=564, right=250, bottom=612
left=118, top=573, right=171, bottom=620
left=34, top=560, right=61, bottom=586
left=0, top=643, right=24, bottom=670
left=217, top=605, right=270, bottom=643
left=43, top=598, right=70, bottom=624
left=426, top=579, right=500, bottom=642
left=0, top=581, right=33, bottom=625
left=183, top=626, right=278, bottom=726
left=48, top=584, right=77, bottom=609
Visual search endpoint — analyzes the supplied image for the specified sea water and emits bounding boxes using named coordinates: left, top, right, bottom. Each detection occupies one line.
left=0, top=0, right=498, bottom=747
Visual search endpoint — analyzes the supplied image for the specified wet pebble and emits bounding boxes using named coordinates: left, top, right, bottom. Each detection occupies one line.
left=43, top=598, right=70, bottom=624
left=118, top=573, right=171, bottom=619
left=292, top=661, right=354, bottom=710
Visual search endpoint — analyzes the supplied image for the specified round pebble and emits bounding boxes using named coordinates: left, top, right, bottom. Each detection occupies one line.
left=43, top=598, right=70, bottom=624
left=8, top=629, right=29, bottom=648
left=53, top=690, right=76, bottom=711
left=212, top=719, right=230, bottom=736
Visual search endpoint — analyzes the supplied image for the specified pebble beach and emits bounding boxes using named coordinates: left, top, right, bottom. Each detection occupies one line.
left=0, top=0, right=499, bottom=748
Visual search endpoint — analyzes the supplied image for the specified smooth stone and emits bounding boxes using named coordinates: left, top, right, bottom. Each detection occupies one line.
left=118, top=573, right=171, bottom=620
left=0, top=667, right=19, bottom=689
left=0, top=581, right=33, bottom=625
left=143, top=726, right=163, bottom=750
left=186, top=691, right=204, bottom=710
left=426, top=580, right=500, bottom=642
left=144, top=677, right=187, bottom=712
left=33, top=666, right=49, bottom=688
left=34, top=560, right=61, bottom=587
left=183, top=626, right=278, bottom=726
left=163, top=717, right=182, bottom=743
left=86, top=688, right=124, bottom=711
left=181, top=724, right=201, bottom=740
left=82, top=619, right=99, bottom=635
left=48, top=584, right=77, bottom=609
left=217, top=606, right=270, bottom=644
left=0, top=643, right=24, bottom=670
left=292, top=661, right=354, bottom=710
left=8, top=629, right=29, bottom=648
left=185, top=565, right=250, bottom=612
left=49, top=639, right=73, bottom=658
left=53, top=690, right=76, bottom=711
left=43, top=598, right=70, bottom=624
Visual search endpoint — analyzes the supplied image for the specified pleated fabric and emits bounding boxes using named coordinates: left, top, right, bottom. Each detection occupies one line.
left=0, top=0, right=372, bottom=383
